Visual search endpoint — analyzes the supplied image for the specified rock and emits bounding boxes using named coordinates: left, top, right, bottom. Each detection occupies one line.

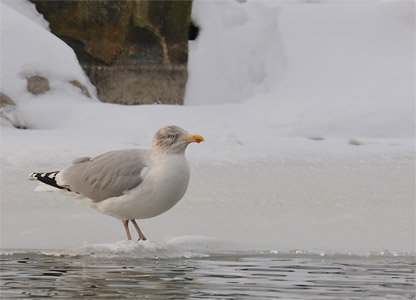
left=349, top=139, right=363, bottom=146
left=0, top=93, right=15, bottom=106
left=30, top=0, right=193, bottom=105
left=0, top=93, right=26, bottom=129
left=27, top=75, right=50, bottom=95
left=307, top=136, right=325, bottom=141
left=69, top=80, right=91, bottom=98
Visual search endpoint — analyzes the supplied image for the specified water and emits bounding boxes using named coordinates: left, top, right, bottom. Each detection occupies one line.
left=1, top=251, right=415, bottom=299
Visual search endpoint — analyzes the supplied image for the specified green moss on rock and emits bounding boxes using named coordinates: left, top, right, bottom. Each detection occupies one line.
left=30, top=0, right=193, bottom=105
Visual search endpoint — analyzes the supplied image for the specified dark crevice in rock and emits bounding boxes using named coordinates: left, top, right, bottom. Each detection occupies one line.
left=189, top=21, right=199, bottom=41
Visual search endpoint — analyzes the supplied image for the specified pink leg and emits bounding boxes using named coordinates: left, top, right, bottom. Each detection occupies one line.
left=123, top=220, right=132, bottom=240
left=131, top=219, right=147, bottom=241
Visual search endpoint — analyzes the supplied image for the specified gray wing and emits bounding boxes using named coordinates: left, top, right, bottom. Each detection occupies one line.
left=58, top=149, right=150, bottom=202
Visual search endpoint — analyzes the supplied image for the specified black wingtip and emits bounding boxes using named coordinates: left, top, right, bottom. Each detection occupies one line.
left=30, top=171, right=66, bottom=190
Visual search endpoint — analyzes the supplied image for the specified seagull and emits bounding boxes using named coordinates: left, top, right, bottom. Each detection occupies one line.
left=30, top=125, right=204, bottom=241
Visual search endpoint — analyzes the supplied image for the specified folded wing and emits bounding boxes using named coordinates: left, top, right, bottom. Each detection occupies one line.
left=57, top=149, right=151, bottom=202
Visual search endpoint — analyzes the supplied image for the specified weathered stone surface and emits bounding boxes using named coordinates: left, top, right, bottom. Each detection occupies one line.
left=31, top=0, right=193, bottom=105
left=27, top=75, right=50, bottom=95
left=0, top=93, right=26, bottom=129
left=87, top=65, right=186, bottom=105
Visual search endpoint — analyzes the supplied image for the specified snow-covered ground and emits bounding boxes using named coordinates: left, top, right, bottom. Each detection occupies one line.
left=0, top=0, right=414, bottom=255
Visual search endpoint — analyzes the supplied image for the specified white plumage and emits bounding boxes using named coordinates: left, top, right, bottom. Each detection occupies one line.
left=30, top=125, right=204, bottom=241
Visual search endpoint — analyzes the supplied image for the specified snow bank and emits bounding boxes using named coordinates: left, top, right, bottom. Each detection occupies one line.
left=186, top=0, right=415, bottom=139
left=0, top=0, right=96, bottom=128
left=1, top=0, right=414, bottom=140
left=185, top=0, right=284, bottom=105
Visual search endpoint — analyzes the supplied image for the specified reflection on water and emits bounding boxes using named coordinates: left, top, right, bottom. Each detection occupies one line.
left=1, top=252, right=415, bottom=299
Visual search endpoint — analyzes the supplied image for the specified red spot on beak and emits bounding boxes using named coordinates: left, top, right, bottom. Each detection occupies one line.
left=185, top=134, right=205, bottom=143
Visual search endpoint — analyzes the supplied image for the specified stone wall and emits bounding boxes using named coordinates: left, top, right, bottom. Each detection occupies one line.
left=30, top=0, right=193, bottom=105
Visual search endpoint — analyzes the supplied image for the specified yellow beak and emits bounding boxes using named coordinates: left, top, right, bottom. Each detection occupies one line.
left=184, top=134, right=205, bottom=144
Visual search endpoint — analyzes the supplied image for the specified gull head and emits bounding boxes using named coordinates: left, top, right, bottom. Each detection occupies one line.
left=152, top=125, right=204, bottom=155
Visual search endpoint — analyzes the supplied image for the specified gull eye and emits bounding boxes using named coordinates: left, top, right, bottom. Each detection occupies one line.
left=168, top=134, right=175, bottom=139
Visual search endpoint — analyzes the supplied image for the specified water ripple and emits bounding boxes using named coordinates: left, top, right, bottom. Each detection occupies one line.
left=1, top=252, right=415, bottom=299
